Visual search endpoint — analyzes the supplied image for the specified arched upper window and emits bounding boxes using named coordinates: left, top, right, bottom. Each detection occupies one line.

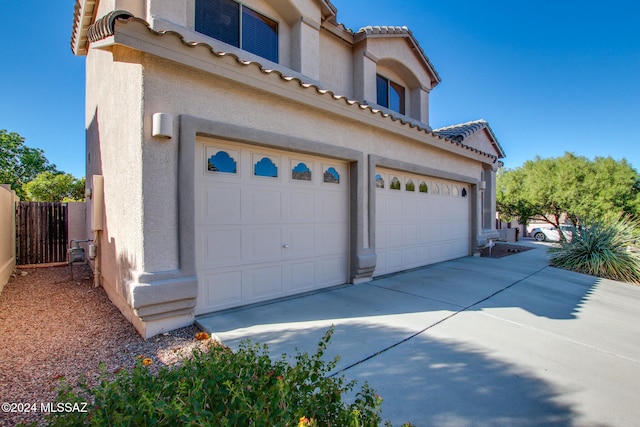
left=292, top=162, right=311, bottom=181
left=254, top=157, right=278, bottom=177
left=390, top=177, right=401, bottom=190
left=208, top=150, right=237, bottom=173
left=405, top=179, right=415, bottom=192
left=324, top=167, right=340, bottom=184
left=375, top=174, right=385, bottom=188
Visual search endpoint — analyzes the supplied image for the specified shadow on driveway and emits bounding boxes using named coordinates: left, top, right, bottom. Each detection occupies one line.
left=198, top=244, right=640, bottom=426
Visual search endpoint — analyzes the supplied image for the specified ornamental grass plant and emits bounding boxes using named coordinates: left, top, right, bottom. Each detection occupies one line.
left=549, top=215, right=640, bottom=284
left=42, top=327, right=394, bottom=427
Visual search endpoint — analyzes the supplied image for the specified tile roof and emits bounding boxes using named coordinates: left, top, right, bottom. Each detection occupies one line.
left=83, top=13, right=502, bottom=163
left=354, top=26, right=441, bottom=86
left=433, top=120, right=505, bottom=158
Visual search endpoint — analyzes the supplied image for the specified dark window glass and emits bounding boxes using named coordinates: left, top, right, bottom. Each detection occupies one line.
left=195, top=0, right=278, bottom=63
left=242, top=7, right=278, bottom=63
left=195, top=0, right=240, bottom=48
left=376, top=74, right=405, bottom=114
left=376, top=74, right=389, bottom=109
left=389, top=81, right=405, bottom=114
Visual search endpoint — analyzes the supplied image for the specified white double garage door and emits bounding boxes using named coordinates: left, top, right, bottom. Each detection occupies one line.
left=195, top=139, right=470, bottom=315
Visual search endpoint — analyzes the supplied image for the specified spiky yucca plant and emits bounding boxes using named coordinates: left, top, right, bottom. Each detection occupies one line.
left=549, top=215, right=640, bottom=284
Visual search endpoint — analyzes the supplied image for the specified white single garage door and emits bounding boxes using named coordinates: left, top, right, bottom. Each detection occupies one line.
left=194, top=137, right=349, bottom=314
left=374, top=168, right=470, bottom=276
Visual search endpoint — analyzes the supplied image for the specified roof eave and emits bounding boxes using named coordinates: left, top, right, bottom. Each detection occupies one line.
left=71, top=0, right=98, bottom=56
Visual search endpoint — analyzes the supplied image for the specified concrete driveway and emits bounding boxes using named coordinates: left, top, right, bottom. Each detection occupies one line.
left=197, top=242, right=640, bottom=426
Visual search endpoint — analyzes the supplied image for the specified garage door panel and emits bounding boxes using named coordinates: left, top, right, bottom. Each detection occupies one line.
left=387, top=198, right=403, bottom=217
left=287, top=191, right=315, bottom=221
left=195, top=139, right=348, bottom=315
left=289, top=261, right=316, bottom=291
left=287, top=226, right=316, bottom=257
left=386, top=249, right=404, bottom=271
left=403, top=247, right=417, bottom=267
left=318, top=256, right=348, bottom=284
left=248, top=228, right=282, bottom=260
left=375, top=168, right=470, bottom=276
left=320, top=193, right=346, bottom=221
left=250, top=265, right=283, bottom=298
left=250, top=190, right=282, bottom=221
left=204, top=187, right=242, bottom=222
left=319, top=225, right=348, bottom=253
left=204, top=229, right=242, bottom=266
left=203, top=270, right=242, bottom=307
left=403, top=198, right=418, bottom=218
left=386, top=224, right=404, bottom=246
left=403, top=224, right=418, bottom=243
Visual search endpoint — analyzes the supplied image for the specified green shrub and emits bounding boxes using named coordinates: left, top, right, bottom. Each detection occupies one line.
left=549, top=215, right=640, bottom=284
left=45, top=327, right=387, bottom=427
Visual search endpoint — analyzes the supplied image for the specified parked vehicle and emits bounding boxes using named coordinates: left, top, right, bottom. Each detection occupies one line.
left=531, top=225, right=573, bottom=242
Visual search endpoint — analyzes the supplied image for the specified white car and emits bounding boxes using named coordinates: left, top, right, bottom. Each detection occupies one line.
left=530, top=225, right=573, bottom=242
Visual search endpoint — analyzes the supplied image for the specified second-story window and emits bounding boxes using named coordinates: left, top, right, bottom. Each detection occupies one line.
left=195, top=0, right=279, bottom=63
left=376, top=74, right=405, bottom=115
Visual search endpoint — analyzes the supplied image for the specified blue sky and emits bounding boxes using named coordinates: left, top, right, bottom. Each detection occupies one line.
left=1, top=1, right=639, bottom=179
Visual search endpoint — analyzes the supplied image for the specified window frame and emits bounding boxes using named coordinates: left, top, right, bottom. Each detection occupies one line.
left=376, top=74, right=406, bottom=115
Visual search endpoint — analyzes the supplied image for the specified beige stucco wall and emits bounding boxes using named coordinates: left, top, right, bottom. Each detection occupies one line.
left=319, top=27, right=354, bottom=97
left=85, top=43, right=149, bottom=334
left=0, top=185, right=18, bottom=294
left=81, top=2, right=500, bottom=337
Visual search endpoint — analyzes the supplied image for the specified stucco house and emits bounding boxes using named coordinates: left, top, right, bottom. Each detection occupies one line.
left=71, top=0, right=505, bottom=338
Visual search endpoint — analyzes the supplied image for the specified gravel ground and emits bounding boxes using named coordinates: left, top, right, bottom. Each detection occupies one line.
left=0, top=264, right=210, bottom=427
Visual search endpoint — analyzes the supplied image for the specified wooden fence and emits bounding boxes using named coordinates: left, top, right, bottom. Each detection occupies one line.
left=16, top=202, right=68, bottom=265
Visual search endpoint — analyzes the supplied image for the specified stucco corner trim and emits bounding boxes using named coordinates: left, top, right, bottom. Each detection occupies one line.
left=128, top=272, right=198, bottom=321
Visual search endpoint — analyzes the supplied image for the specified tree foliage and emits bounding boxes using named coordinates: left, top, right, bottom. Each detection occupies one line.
left=23, top=172, right=85, bottom=202
left=0, top=129, right=58, bottom=198
left=497, top=152, right=640, bottom=228
left=1, top=129, right=85, bottom=201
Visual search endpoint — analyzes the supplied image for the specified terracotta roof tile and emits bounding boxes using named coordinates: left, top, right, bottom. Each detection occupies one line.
left=434, top=120, right=505, bottom=158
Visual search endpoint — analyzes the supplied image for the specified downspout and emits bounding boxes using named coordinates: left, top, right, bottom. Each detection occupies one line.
left=92, top=175, right=104, bottom=287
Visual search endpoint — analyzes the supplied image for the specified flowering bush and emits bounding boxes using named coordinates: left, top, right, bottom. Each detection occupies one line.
left=195, top=331, right=210, bottom=340
left=45, top=327, right=400, bottom=426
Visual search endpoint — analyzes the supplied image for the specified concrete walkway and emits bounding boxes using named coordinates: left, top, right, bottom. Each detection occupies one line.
left=197, top=242, right=640, bottom=426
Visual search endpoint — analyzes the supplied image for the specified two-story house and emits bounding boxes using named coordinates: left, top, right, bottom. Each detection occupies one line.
left=71, top=0, right=505, bottom=338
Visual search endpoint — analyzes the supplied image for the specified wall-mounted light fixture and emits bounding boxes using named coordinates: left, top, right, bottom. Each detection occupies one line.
left=479, top=181, right=486, bottom=190
left=152, top=113, right=173, bottom=139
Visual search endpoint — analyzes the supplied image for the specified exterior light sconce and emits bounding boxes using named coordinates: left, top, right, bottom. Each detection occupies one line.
left=479, top=181, right=486, bottom=191
left=152, top=113, right=173, bottom=139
